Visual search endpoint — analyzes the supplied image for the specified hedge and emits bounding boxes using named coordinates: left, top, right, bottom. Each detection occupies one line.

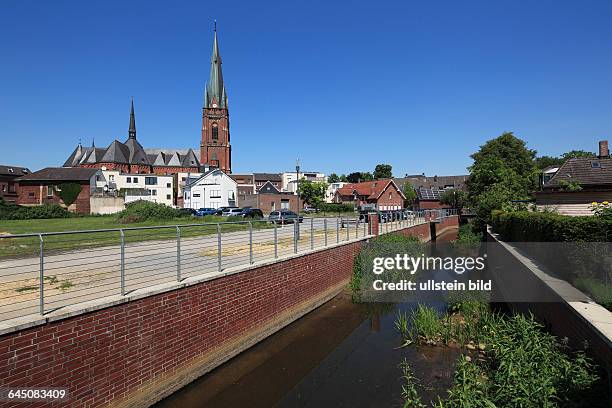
left=0, top=199, right=72, bottom=220
left=116, top=200, right=187, bottom=223
left=491, top=210, right=612, bottom=242
left=317, top=202, right=355, bottom=213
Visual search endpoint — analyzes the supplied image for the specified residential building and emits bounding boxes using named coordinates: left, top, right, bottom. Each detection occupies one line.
left=240, top=181, right=298, bottom=214
left=535, top=140, right=612, bottom=216
left=183, top=169, right=237, bottom=210
left=16, top=167, right=102, bottom=214
left=281, top=171, right=326, bottom=193
left=230, top=174, right=256, bottom=203
left=254, top=173, right=282, bottom=192
left=394, top=174, right=468, bottom=191
left=415, top=187, right=451, bottom=210
left=326, top=182, right=348, bottom=203
left=63, top=27, right=232, bottom=175
left=333, top=179, right=404, bottom=211
left=95, top=171, right=174, bottom=207
left=0, top=165, right=30, bottom=204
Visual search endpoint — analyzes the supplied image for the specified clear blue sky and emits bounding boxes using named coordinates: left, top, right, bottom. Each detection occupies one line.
left=1, top=0, right=611, bottom=176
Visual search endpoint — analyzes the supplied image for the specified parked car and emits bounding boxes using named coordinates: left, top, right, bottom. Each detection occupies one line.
left=240, top=208, right=264, bottom=219
left=268, top=210, right=303, bottom=224
left=221, top=208, right=243, bottom=217
left=214, top=206, right=238, bottom=215
left=195, top=207, right=217, bottom=216
left=341, top=216, right=360, bottom=228
left=179, top=208, right=197, bottom=216
left=303, top=206, right=319, bottom=214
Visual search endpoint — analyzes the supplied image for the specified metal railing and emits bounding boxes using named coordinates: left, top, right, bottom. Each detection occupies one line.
left=0, top=210, right=458, bottom=322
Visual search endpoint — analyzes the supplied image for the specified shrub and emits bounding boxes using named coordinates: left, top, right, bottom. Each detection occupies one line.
left=56, top=183, right=82, bottom=207
left=116, top=201, right=185, bottom=223
left=0, top=198, right=71, bottom=220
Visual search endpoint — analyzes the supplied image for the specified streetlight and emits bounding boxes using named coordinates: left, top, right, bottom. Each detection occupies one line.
left=296, top=158, right=300, bottom=239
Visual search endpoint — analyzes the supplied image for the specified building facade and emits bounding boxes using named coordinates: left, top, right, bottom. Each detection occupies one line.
left=240, top=181, right=298, bottom=214
left=0, top=165, right=30, bottom=204
left=334, top=179, right=404, bottom=211
left=95, top=171, right=174, bottom=207
left=183, top=169, right=237, bottom=210
left=281, top=171, right=326, bottom=193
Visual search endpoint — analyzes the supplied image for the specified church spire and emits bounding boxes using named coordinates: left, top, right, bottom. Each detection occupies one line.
left=128, top=97, right=136, bottom=139
left=204, top=23, right=227, bottom=109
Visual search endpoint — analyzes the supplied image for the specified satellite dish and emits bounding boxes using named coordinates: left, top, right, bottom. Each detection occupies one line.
left=103, top=185, right=109, bottom=192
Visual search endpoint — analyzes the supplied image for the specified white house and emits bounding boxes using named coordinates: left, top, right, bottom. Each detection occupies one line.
left=281, top=171, right=326, bottom=193
left=96, top=171, right=174, bottom=207
left=183, top=169, right=237, bottom=209
left=325, top=182, right=348, bottom=203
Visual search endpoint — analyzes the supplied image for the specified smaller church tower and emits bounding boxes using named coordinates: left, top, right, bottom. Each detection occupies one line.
left=201, top=24, right=232, bottom=173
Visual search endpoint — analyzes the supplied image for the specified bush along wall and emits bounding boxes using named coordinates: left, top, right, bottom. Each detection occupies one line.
left=0, top=198, right=71, bottom=220
left=491, top=210, right=612, bottom=310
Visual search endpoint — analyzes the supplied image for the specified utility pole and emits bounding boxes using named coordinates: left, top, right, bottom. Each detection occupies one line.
left=296, top=158, right=301, bottom=239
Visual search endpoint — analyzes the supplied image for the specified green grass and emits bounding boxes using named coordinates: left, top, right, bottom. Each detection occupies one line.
left=0, top=214, right=272, bottom=259
left=394, top=302, right=606, bottom=407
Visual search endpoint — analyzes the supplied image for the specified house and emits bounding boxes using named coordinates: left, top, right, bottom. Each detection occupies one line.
left=95, top=171, right=174, bottom=207
left=326, top=182, right=348, bottom=203
left=16, top=167, right=102, bottom=214
left=0, top=165, right=30, bottom=204
left=415, top=187, right=451, bottom=210
left=333, top=179, right=404, bottom=210
left=535, top=140, right=612, bottom=216
left=254, top=173, right=282, bottom=192
left=230, top=174, right=256, bottom=202
left=394, top=174, right=468, bottom=192
left=281, top=171, right=326, bottom=193
left=240, top=181, right=298, bottom=214
left=183, top=169, right=237, bottom=210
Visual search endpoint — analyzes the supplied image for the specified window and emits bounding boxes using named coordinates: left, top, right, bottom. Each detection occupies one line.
left=150, top=189, right=157, bottom=196
left=281, top=199, right=289, bottom=210
left=166, top=194, right=171, bottom=200
left=193, top=193, right=201, bottom=198
left=271, top=202, right=276, bottom=211
left=109, top=175, right=115, bottom=181
left=145, top=177, right=157, bottom=186
left=126, top=177, right=132, bottom=183
left=133, top=177, right=139, bottom=183
left=166, top=183, right=171, bottom=188
left=47, top=186, right=54, bottom=197
left=212, top=124, right=218, bottom=140
left=210, top=190, right=221, bottom=198
left=29, top=192, right=34, bottom=197
left=591, top=161, right=601, bottom=168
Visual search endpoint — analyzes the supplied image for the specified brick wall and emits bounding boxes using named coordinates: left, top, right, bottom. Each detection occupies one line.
left=0, top=220, right=454, bottom=407
left=16, top=184, right=91, bottom=214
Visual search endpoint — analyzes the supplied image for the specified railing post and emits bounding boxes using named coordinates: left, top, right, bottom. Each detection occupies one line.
left=324, top=218, right=328, bottom=246
left=336, top=218, right=340, bottom=243
left=38, top=234, right=44, bottom=316
left=176, top=226, right=181, bottom=282
left=249, top=221, right=253, bottom=264
left=310, top=218, right=314, bottom=250
left=120, top=229, right=125, bottom=296
left=346, top=218, right=350, bottom=241
left=293, top=222, right=298, bottom=253
left=274, top=222, right=278, bottom=258
left=363, top=216, right=366, bottom=237
left=355, top=216, right=358, bottom=238
left=217, top=223, right=222, bottom=271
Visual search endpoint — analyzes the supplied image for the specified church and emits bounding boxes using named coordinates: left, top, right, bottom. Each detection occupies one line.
left=63, top=27, right=232, bottom=176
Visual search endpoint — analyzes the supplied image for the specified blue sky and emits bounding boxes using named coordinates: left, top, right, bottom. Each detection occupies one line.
left=1, top=0, right=611, bottom=176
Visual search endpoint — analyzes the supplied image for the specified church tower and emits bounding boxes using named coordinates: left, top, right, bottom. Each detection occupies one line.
left=201, top=25, right=231, bottom=173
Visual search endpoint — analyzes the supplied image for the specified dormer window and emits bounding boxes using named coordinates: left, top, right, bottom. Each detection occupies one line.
left=591, top=161, right=601, bottom=168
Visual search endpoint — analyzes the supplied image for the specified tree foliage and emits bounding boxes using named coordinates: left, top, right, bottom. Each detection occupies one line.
left=57, top=183, right=82, bottom=207
left=402, top=184, right=417, bottom=207
left=327, top=173, right=340, bottom=183
left=373, top=163, right=393, bottom=179
left=535, top=150, right=596, bottom=170
left=297, top=180, right=328, bottom=207
left=440, top=189, right=469, bottom=210
left=346, top=172, right=373, bottom=183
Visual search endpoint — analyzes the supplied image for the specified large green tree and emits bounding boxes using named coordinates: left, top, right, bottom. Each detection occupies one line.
left=440, top=189, right=468, bottom=211
left=346, top=172, right=373, bottom=183
left=402, top=184, right=417, bottom=208
left=327, top=173, right=340, bottom=183
left=373, top=164, right=393, bottom=179
left=298, top=180, right=328, bottom=208
left=467, top=132, right=537, bottom=227
left=535, top=150, right=596, bottom=169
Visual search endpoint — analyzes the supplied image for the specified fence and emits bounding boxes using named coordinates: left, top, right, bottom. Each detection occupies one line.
left=0, top=210, right=456, bottom=323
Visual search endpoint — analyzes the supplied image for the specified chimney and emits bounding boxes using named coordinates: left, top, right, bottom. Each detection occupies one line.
left=599, top=140, right=609, bottom=159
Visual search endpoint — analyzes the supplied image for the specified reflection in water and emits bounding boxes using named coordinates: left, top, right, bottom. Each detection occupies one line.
left=155, top=228, right=460, bottom=408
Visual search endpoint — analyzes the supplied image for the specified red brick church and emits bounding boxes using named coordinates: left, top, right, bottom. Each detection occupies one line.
left=63, top=27, right=232, bottom=175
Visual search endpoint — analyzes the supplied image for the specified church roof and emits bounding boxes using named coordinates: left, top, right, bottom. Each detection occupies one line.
left=101, top=140, right=130, bottom=163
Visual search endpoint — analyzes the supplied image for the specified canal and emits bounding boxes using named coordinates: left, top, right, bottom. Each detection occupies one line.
left=155, top=229, right=459, bottom=408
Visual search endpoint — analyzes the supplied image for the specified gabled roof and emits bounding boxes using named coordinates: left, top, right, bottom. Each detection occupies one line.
left=258, top=181, right=281, bottom=194
left=546, top=157, right=612, bottom=187
left=0, top=165, right=30, bottom=177
left=254, top=173, right=282, bottom=182
left=18, top=167, right=99, bottom=182
left=336, top=179, right=405, bottom=200
left=124, top=138, right=149, bottom=165
left=101, top=140, right=130, bottom=164
left=180, top=149, right=200, bottom=167
left=185, top=168, right=235, bottom=187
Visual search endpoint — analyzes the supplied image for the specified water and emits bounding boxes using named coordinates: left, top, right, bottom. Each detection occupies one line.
left=155, top=229, right=459, bottom=408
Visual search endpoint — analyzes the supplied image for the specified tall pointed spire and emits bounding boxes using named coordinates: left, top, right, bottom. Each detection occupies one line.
left=128, top=97, right=136, bottom=139
left=204, top=23, right=227, bottom=109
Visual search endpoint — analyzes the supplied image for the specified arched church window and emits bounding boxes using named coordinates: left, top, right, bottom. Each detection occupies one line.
left=212, top=123, right=218, bottom=140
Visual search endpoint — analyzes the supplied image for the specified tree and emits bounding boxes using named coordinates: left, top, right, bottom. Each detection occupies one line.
left=535, top=150, right=596, bottom=170
left=373, top=164, right=392, bottom=179
left=346, top=172, right=373, bottom=183
left=402, top=184, right=417, bottom=208
left=327, top=173, right=340, bottom=183
left=467, top=132, right=537, bottom=228
left=298, top=180, right=328, bottom=208
left=561, top=150, right=596, bottom=160
left=440, top=189, right=468, bottom=210
left=339, top=174, right=348, bottom=182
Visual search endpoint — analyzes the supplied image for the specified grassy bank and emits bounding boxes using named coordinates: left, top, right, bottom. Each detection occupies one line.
left=395, top=301, right=607, bottom=407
